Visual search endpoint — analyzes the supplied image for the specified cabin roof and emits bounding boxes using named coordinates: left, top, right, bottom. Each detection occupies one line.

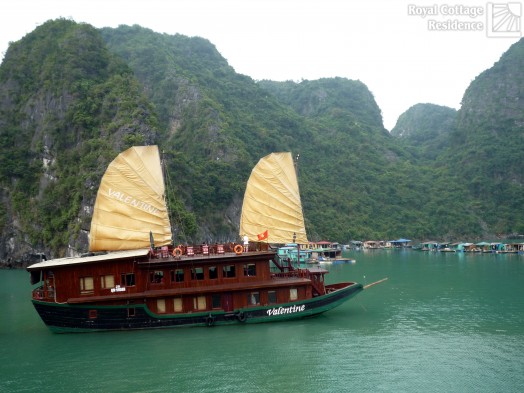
left=26, top=249, right=150, bottom=270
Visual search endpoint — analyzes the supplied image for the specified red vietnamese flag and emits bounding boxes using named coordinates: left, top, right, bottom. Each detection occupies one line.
left=257, top=230, right=269, bottom=241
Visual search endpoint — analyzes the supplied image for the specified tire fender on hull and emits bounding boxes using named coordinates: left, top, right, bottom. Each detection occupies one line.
left=206, top=314, right=215, bottom=327
left=237, top=312, right=246, bottom=322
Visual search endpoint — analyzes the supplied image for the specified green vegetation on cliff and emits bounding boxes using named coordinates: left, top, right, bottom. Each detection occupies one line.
left=0, top=20, right=522, bottom=261
left=445, top=39, right=524, bottom=234
left=0, top=20, right=161, bottom=256
left=391, top=103, right=457, bottom=160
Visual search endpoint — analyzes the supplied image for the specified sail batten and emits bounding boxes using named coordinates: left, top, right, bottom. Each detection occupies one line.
left=240, top=152, right=308, bottom=244
left=89, top=146, right=172, bottom=252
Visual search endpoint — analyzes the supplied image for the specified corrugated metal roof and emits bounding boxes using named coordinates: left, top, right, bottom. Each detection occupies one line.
left=26, top=249, right=150, bottom=270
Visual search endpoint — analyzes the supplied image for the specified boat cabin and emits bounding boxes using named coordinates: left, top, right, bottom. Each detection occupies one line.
left=29, top=245, right=332, bottom=317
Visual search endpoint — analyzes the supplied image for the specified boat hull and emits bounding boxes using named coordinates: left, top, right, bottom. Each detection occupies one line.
left=32, top=282, right=363, bottom=333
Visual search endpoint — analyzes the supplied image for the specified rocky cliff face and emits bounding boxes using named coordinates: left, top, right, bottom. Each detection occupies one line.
left=391, top=103, right=457, bottom=160
left=454, top=38, right=524, bottom=179
left=447, top=38, right=524, bottom=233
left=0, top=20, right=161, bottom=263
left=457, top=39, right=524, bottom=136
left=391, top=103, right=456, bottom=141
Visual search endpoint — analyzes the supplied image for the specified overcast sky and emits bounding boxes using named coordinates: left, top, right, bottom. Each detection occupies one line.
left=0, top=0, right=521, bottom=130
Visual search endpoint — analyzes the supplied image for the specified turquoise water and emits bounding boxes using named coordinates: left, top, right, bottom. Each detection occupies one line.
left=1, top=251, right=523, bottom=392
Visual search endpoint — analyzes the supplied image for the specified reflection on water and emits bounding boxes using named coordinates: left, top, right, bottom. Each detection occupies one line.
left=1, top=251, right=523, bottom=392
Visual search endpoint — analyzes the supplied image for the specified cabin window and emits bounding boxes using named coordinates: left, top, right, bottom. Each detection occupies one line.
left=121, top=273, right=135, bottom=287
left=268, top=290, right=277, bottom=304
left=128, top=308, right=136, bottom=317
left=244, top=263, right=256, bottom=277
left=248, top=292, right=260, bottom=306
left=80, top=277, right=94, bottom=294
left=173, top=298, right=183, bottom=312
left=157, top=299, right=166, bottom=313
left=101, top=275, right=114, bottom=289
left=212, top=294, right=221, bottom=309
left=193, top=296, right=206, bottom=310
left=223, top=265, right=236, bottom=278
left=150, top=270, right=164, bottom=284
left=191, top=267, right=204, bottom=280
left=171, top=269, right=184, bottom=283
left=290, top=288, right=298, bottom=301
left=209, top=266, right=218, bottom=279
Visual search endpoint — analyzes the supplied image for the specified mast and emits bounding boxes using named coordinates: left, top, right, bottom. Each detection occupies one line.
left=159, top=148, right=175, bottom=245
left=294, top=153, right=300, bottom=267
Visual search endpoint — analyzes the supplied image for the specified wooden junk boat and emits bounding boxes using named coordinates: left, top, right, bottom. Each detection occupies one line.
left=27, top=147, right=375, bottom=333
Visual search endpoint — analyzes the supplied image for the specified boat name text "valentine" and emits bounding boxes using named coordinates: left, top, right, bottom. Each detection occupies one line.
left=108, top=188, right=160, bottom=215
left=266, top=304, right=306, bottom=316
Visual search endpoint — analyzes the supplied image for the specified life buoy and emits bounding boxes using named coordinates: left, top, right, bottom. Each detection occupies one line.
left=237, top=312, right=246, bottom=322
left=234, top=244, right=243, bottom=255
left=172, top=247, right=183, bottom=257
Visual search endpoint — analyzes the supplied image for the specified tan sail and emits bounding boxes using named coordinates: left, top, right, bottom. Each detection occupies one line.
left=240, top=152, right=308, bottom=244
left=89, top=146, right=172, bottom=251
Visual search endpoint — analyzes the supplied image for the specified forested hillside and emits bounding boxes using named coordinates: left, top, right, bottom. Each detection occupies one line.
left=0, top=20, right=161, bottom=261
left=0, top=19, right=522, bottom=263
left=99, top=25, right=313, bottom=239
left=391, top=103, right=457, bottom=160
left=444, top=38, right=524, bottom=234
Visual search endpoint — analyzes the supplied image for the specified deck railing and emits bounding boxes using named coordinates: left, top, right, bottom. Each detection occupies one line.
left=150, top=243, right=271, bottom=259
left=271, top=269, right=326, bottom=296
left=32, top=286, right=54, bottom=300
left=272, top=269, right=309, bottom=279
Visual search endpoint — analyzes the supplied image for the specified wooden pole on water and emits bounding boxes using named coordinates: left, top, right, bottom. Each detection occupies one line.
left=363, top=277, right=388, bottom=289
